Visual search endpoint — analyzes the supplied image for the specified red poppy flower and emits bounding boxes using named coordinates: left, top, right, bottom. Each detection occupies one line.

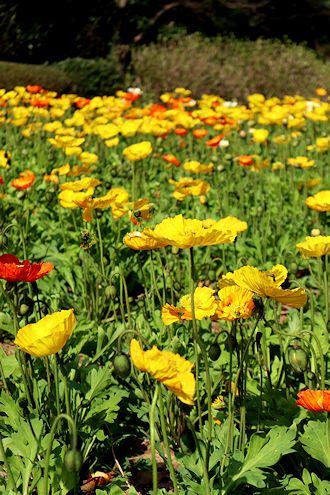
left=11, top=170, right=36, bottom=190
left=174, top=127, right=189, bottom=136
left=0, top=254, right=54, bottom=282
left=206, top=134, right=224, bottom=147
left=162, top=153, right=181, bottom=167
left=0, top=176, right=4, bottom=185
left=296, top=389, right=330, bottom=413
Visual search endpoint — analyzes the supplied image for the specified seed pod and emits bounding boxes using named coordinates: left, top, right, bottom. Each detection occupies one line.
left=64, top=449, right=82, bottom=473
left=179, top=430, right=195, bottom=454
left=288, top=348, right=308, bottom=374
left=225, top=334, right=237, bottom=352
left=209, top=343, right=221, bottom=361
left=18, top=296, right=34, bottom=317
left=113, top=353, right=131, bottom=379
left=105, top=285, right=117, bottom=299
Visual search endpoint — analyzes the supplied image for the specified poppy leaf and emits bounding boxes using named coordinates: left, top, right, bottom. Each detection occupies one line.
left=300, top=420, right=330, bottom=468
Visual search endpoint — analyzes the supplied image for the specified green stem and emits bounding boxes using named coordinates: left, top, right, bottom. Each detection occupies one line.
left=150, top=385, right=159, bottom=495
left=149, top=251, right=163, bottom=307
left=96, top=216, right=106, bottom=277
left=0, top=283, right=34, bottom=409
left=53, top=355, right=61, bottom=417
left=157, top=385, right=179, bottom=494
left=323, top=255, right=329, bottom=329
left=189, top=247, right=212, bottom=470
left=119, top=267, right=132, bottom=329
left=42, top=413, right=78, bottom=495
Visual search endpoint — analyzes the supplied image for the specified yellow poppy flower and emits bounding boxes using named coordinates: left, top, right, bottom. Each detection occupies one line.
left=14, top=309, right=76, bottom=357
left=162, top=287, right=218, bottom=325
left=60, top=178, right=102, bottom=192
left=219, top=265, right=306, bottom=308
left=51, top=163, right=71, bottom=176
left=127, top=198, right=153, bottom=225
left=123, top=231, right=168, bottom=250
left=169, top=177, right=211, bottom=201
left=130, top=339, right=195, bottom=405
left=183, top=160, right=214, bottom=174
left=122, top=141, right=152, bottom=161
left=296, top=236, right=330, bottom=257
left=75, top=187, right=129, bottom=222
left=64, top=146, right=83, bottom=157
left=93, top=123, right=119, bottom=139
left=58, top=188, right=95, bottom=208
left=0, top=150, right=11, bottom=169
left=211, top=216, right=248, bottom=235
left=251, top=128, right=269, bottom=144
left=79, top=151, right=98, bottom=164
left=105, top=137, right=120, bottom=148
left=287, top=156, right=315, bottom=169
left=143, top=214, right=236, bottom=249
left=305, top=190, right=330, bottom=212
left=315, top=137, right=330, bottom=152
left=297, top=178, right=321, bottom=192
left=214, top=286, right=255, bottom=321
left=48, top=136, right=85, bottom=148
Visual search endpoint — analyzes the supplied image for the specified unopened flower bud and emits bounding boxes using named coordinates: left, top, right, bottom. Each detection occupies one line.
left=64, top=449, right=82, bottom=473
left=113, top=353, right=131, bottom=379
left=288, top=348, right=308, bottom=374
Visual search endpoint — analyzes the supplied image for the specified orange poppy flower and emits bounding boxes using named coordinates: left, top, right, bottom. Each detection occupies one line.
left=162, top=153, right=181, bottom=167
left=74, top=97, right=91, bottom=109
left=239, top=155, right=254, bottom=167
left=30, top=98, right=49, bottom=108
left=26, top=85, right=44, bottom=94
left=174, top=127, right=189, bottom=136
left=296, top=389, right=330, bottom=412
left=192, top=129, right=208, bottom=138
left=11, top=170, right=36, bottom=190
left=206, top=134, right=224, bottom=147
left=202, top=116, right=218, bottom=126
left=148, top=103, right=167, bottom=116
left=0, top=254, right=54, bottom=282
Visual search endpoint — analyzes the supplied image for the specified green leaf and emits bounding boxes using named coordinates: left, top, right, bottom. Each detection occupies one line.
left=300, top=420, right=330, bottom=468
left=0, top=312, right=15, bottom=336
left=224, top=426, right=296, bottom=492
left=0, top=349, right=19, bottom=378
left=244, top=425, right=296, bottom=468
left=86, top=366, right=112, bottom=401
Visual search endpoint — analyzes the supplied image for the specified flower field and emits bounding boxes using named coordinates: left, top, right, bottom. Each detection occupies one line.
left=0, top=84, right=329, bottom=494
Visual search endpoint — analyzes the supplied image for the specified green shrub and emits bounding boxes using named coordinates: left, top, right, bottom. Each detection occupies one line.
left=126, top=34, right=330, bottom=102
left=54, top=54, right=124, bottom=97
left=0, top=61, right=75, bottom=93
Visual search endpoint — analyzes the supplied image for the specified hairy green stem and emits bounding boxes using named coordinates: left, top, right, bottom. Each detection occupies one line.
left=150, top=385, right=159, bottom=495
left=157, top=385, right=179, bottom=494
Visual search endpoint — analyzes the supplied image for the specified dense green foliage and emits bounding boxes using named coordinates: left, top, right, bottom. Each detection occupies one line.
left=1, top=35, right=329, bottom=101
left=0, top=0, right=329, bottom=63
left=0, top=61, right=75, bottom=93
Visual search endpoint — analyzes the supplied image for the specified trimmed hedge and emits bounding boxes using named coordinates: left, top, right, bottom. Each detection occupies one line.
left=54, top=55, right=124, bottom=97
left=0, top=61, right=75, bottom=93
left=126, top=34, right=330, bottom=102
